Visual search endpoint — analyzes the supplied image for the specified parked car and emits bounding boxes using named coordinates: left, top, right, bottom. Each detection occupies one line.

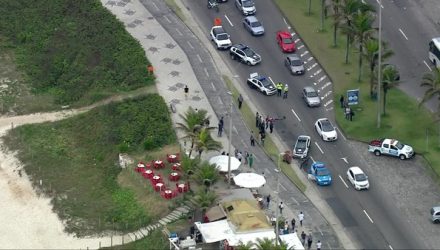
left=285, top=55, right=304, bottom=75
left=302, top=86, right=320, bottom=107
left=235, top=0, right=256, bottom=15
left=308, top=162, right=332, bottom=186
left=243, top=16, right=264, bottom=36
left=276, top=31, right=296, bottom=53
left=368, top=138, right=414, bottom=160
left=246, top=73, right=276, bottom=95
left=210, top=26, right=232, bottom=49
left=431, top=206, right=440, bottom=223
left=315, top=118, right=337, bottom=141
left=346, top=166, right=369, bottom=190
left=293, top=135, right=311, bottom=159
left=230, top=44, right=261, bottom=65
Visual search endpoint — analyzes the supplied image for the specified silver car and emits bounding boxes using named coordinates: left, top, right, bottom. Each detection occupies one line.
left=302, top=86, right=321, bottom=107
left=431, top=206, right=440, bottom=223
left=243, top=16, right=264, bottom=36
left=285, top=55, right=305, bottom=75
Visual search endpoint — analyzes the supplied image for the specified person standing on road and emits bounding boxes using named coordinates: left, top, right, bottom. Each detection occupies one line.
left=283, top=84, right=289, bottom=99
left=260, top=132, right=265, bottom=146
left=298, top=211, right=304, bottom=226
left=277, top=82, right=283, bottom=96
left=244, top=151, right=249, bottom=165
left=266, top=194, right=271, bottom=209
left=238, top=94, right=243, bottom=109
left=269, top=120, right=274, bottom=133
left=250, top=133, right=255, bottom=146
left=256, top=112, right=260, bottom=127
left=339, top=95, right=344, bottom=108
left=291, top=218, right=296, bottom=231
left=307, top=233, right=313, bottom=250
left=301, top=231, right=306, bottom=246
left=316, top=240, right=322, bottom=250
left=248, top=153, right=254, bottom=168
left=218, top=117, right=224, bottom=137
left=279, top=201, right=284, bottom=214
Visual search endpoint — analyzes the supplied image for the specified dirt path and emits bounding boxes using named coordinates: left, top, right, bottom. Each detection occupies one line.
left=0, top=86, right=156, bottom=248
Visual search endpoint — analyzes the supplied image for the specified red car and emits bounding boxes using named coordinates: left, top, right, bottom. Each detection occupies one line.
left=276, top=31, right=296, bottom=53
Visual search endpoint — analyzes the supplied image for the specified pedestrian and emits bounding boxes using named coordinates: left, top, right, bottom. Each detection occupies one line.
left=250, top=133, right=255, bottom=146
left=266, top=194, right=271, bottom=208
left=284, top=223, right=289, bottom=234
left=265, top=116, right=270, bottom=129
left=260, top=132, right=265, bottom=146
left=349, top=109, right=355, bottom=121
left=260, top=120, right=266, bottom=132
left=234, top=148, right=239, bottom=157
left=339, top=95, right=344, bottom=108
left=269, top=121, right=274, bottom=133
left=218, top=117, right=224, bottom=137
left=307, top=234, right=313, bottom=250
left=238, top=94, right=243, bottom=109
left=291, top=218, right=296, bottom=231
left=248, top=153, right=254, bottom=168
left=244, top=151, right=249, bottom=165
left=279, top=201, right=284, bottom=214
left=184, top=85, right=189, bottom=100
left=298, top=211, right=304, bottom=226
left=301, top=231, right=306, bottom=246
left=283, top=83, right=289, bottom=99
left=256, top=112, right=260, bottom=127
left=316, top=240, right=322, bottom=250
left=345, top=107, right=351, bottom=120
left=204, top=118, right=210, bottom=127
left=277, top=82, right=283, bottom=96
left=237, top=151, right=243, bottom=162
left=221, top=151, right=226, bottom=155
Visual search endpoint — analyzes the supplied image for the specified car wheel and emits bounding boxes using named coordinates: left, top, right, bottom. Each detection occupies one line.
left=374, top=150, right=381, bottom=156
left=246, top=60, right=251, bottom=66
left=434, top=219, right=440, bottom=224
left=399, top=154, right=406, bottom=160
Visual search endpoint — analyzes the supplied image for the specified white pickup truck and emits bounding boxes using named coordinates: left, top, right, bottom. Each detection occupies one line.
left=368, top=138, right=414, bottom=160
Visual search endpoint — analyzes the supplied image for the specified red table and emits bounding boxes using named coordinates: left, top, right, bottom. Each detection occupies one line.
left=177, top=183, right=187, bottom=193
left=172, top=163, right=181, bottom=171
left=152, top=175, right=161, bottom=184
left=167, top=154, right=178, bottom=163
left=169, top=172, right=180, bottom=182
left=155, top=182, right=164, bottom=192
left=164, top=189, right=173, bottom=199
left=136, top=163, right=145, bottom=172
left=154, top=160, right=165, bottom=169
left=142, top=169, right=154, bottom=179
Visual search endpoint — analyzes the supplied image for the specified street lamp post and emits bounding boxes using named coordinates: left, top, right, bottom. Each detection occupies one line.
left=227, top=92, right=233, bottom=188
left=377, top=0, right=382, bottom=128
left=275, top=152, right=284, bottom=247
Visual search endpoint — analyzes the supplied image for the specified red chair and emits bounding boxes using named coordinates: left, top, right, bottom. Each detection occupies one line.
left=169, top=172, right=180, bottom=182
left=172, top=163, right=181, bottom=171
left=155, top=182, right=165, bottom=192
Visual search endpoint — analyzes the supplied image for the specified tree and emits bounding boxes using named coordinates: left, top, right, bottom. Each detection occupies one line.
left=380, top=65, right=400, bottom=115
left=193, top=189, right=218, bottom=212
left=344, top=11, right=375, bottom=82
left=236, top=241, right=255, bottom=250
left=420, top=69, right=440, bottom=144
left=193, top=161, right=219, bottom=191
left=180, top=154, right=201, bottom=182
left=194, top=127, right=222, bottom=157
left=254, top=237, right=289, bottom=250
left=329, top=0, right=341, bottom=47
left=362, top=38, right=394, bottom=97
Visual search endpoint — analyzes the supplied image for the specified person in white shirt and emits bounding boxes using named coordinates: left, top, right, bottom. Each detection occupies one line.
left=298, top=211, right=304, bottom=226
left=316, top=240, right=322, bottom=250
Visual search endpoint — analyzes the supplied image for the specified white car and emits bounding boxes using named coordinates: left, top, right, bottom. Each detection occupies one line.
left=347, top=166, right=369, bottom=190
left=315, top=118, right=337, bottom=141
left=210, top=26, right=232, bottom=49
left=235, top=0, right=256, bottom=15
left=246, top=73, right=276, bottom=95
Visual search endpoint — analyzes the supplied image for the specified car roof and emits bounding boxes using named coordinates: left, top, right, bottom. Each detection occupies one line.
left=298, top=135, right=310, bottom=140
left=234, top=43, right=247, bottom=50
left=312, top=162, right=326, bottom=169
left=303, top=86, right=316, bottom=92
left=383, top=138, right=399, bottom=145
left=278, top=31, right=292, bottom=38
left=317, top=118, right=330, bottom=123
left=245, top=16, right=258, bottom=22
left=287, top=55, right=300, bottom=61
left=349, top=166, right=364, bottom=175
left=433, top=206, right=440, bottom=213
left=213, top=26, right=226, bottom=33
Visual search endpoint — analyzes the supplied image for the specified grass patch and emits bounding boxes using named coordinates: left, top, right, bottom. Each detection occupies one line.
left=0, top=0, right=154, bottom=107
left=2, top=95, right=176, bottom=236
left=223, top=75, right=306, bottom=192
left=274, top=0, right=440, bottom=176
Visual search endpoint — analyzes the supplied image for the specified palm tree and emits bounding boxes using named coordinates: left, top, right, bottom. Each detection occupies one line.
left=344, top=11, right=375, bottom=82
left=194, top=128, right=222, bottom=157
left=236, top=241, right=255, bottom=250
left=180, top=154, right=201, bottom=182
left=381, top=65, right=400, bottom=115
left=329, top=0, right=341, bottom=47
left=420, top=69, right=440, bottom=144
left=193, top=188, right=218, bottom=212
left=254, top=237, right=289, bottom=250
left=362, top=38, right=394, bottom=97
left=176, top=107, right=214, bottom=158
left=193, top=161, right=219, bottom=190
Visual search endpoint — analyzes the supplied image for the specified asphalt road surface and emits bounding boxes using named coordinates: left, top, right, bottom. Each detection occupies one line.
left=182, top=0, right=430, bottom=249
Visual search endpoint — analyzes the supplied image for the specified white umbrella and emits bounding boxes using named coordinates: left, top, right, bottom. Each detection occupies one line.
left=209, top=155, right=241, bottom=172
left=233, top=173, right=266, bottom=188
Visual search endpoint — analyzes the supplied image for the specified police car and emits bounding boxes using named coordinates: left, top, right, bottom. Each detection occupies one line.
left=246, top=73, right=276, bottom=95
left=308, top=162, right=332, bottom=186
left=368, top=138, right=414, bottom=160
left=230, top=44, right=261, bottom=65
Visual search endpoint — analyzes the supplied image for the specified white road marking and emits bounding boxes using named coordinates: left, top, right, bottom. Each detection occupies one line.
left=290, top=196, right=299, bottom=206
left=268, top=76, right=276, bottom=86
left=306, top=62, right=318, bottom=71
left=291, top=109, right=301, bottom=122
left=323, top=99, right=333, bottom=107
left=317, top=75, right=327, bottom=82
left=210, top=82, right=217, bottom=91
left=224, top=15, right=234, bottom=27
left=196, top=54, right=203, bottom=63
left=389, top=245, right=394, bottom=250
left=280, top=183, right=288, bottom=191
left=375, top=0, right=384, bottom=8
left=341, top=157, right=348, bottom=164
left=363, top=210, right=374, bottom=223
left=317, top=226, right=324, bottom=236
left=336, top=127, right=346, bottom=141
left=297, top=45, right=305, bottom=50
left=176, top=28, right=183, bottom=36
left=187, top=41, right=194, bottom=49
left=233, top=125, right=238, bottom=135
left=291, top=32, right=296, bottom=36
left=218, top=96, right=224, bottom=106
left=283, top=17, right=288, bottom=27
left=163, top=15, right=172, bottom=23
left=321, top=81, right=332, bottom=91
left=294, top=38, right=300, bottom=43
left=339, top=175, right=349, bottom=188
left=398, top=28, right=408, bottom=40
left=300, top=51, right=309, bottom=57
left=152, top=1, right=159, bottom=10
left=314, top=142, right=324, bottom=154
left=310, top=156, right=316, bottom=163
left=321, top=90, right=333, bottom=99
left=307, top=57, right=313, bottom=61
left=423, top=60, right=433, bottom=71
left=204, top=68, right=210, bottom=77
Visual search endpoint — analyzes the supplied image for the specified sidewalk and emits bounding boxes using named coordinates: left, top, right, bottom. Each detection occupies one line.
left=102, top=0, right=346, bottom=249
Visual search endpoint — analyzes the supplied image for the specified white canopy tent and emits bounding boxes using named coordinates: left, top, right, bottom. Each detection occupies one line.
left=279, top=232, right=305, bottom=250
left=233, top=173, right=266, bottom=188
left=209, top=155, right=241, bottom=172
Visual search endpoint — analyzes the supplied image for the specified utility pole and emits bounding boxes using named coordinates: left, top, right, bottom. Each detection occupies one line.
left=377, top=0, right=382, bottom=128
left=227, top=92, right=233, bottom=188
left=275, top=153, right=283, bottom=247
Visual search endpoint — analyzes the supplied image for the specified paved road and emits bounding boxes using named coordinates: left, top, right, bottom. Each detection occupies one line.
left=365, top=0, right=440, bottom=112
left=181, top=0, right=431, bottom=249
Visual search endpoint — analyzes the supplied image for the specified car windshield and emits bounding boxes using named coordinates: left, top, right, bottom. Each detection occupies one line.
left=307, top=90, right=318, bottom=97
left=251, top=21, right=262, bottom=27
left=321, top=120, right=334, bottom=132
left=395, top=142, right=404, bottom=149
left=316, top=168, right=330, bottom=176
left=242, top=0, right=254, bottom=7
left=355, top=173, right=367, bottom=181
left=243, top=47, right=256, bottom=57
left=283, top=38, right=293, bottom=44
left=296, top=138, right=307, bottom=149
left=217, top=33, right=229, bottom=40
left=291, top=59, right=303, bottom=66
left=260, top=78, right=272, bottom=87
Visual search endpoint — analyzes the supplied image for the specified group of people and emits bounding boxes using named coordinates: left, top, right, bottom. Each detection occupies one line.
left=254, top=112, right=279, bottom=146
left=232, top=149, right=254, bottom=168
left=276, top=82, right=289, bottom=99
left=339, top=95, right=355, bottom=121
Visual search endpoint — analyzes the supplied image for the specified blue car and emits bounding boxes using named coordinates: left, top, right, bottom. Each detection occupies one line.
left=308, top=162, right=332, bottom=186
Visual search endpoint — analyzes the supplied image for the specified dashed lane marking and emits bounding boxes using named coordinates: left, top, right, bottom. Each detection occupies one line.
left=314, top=142, right=324, bottom=154
left=224, top=14, right=234, bottom=27
left=320, top=81, right=331, bottom=91
left=297, top=45, right=304, bottom=50
left=291, top=109, right=301, bottom=122
left=283, top=17, right=288, bottom=27
left=323, top=99, right=333, bottom=107
left=210, top=82, right=217, bottom=91
left=423, top=60, right=433, bottom=71
left=152, top=1, right=159, bottom=10
left=175, top=28, right=183, bottom=36
left=317, top=75, right=327, bottom=82
left=300, top=51, right=309, bottom=57
left=310, top=156, right=316, bottom=163
left=363, top=210, right=374, bottom=223
left=341, top=157, right=348, bottom=164
left=307, top=57, right=313, bottom=61
left=389, top=245, right=393, bottom=250
left=306, top=62, right=318, bottom=71
left=163, top=15, right=172, bottom=23
left=196, top=54, right=203, bottom=63
left=294, top=38, right=300, bottom=43
left=398, top=28, right=408, bottom=40
left=290, top=197, right=299, bottom=206
left=339, top=175, right=349, bottom=188
left=204, top=68, right=209, bottom=77
left=336, top=127, right=346, bottom=141
left=187, top=41, right=194, bottom=49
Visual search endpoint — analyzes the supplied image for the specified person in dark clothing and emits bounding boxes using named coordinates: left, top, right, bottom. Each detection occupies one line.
left=291, top=218, right=296, bottom=231
left=339, top=95, right=344, bottom=108
left=266, top=195, right=271, bottom=208
left=301, top=231, right=306, bottom=246
left=218, top=117, right=224, bottom=137
left=269, top=121, right=274, bottom=133
left=250, top=133, right=255, bottom=146
left=256, top=112, right=260, bottom=127
left=349, top=109, right=355, bottom=121
left=307, top=234, right=313, bottom=250
left=238, top=94, right=243, bottom=109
